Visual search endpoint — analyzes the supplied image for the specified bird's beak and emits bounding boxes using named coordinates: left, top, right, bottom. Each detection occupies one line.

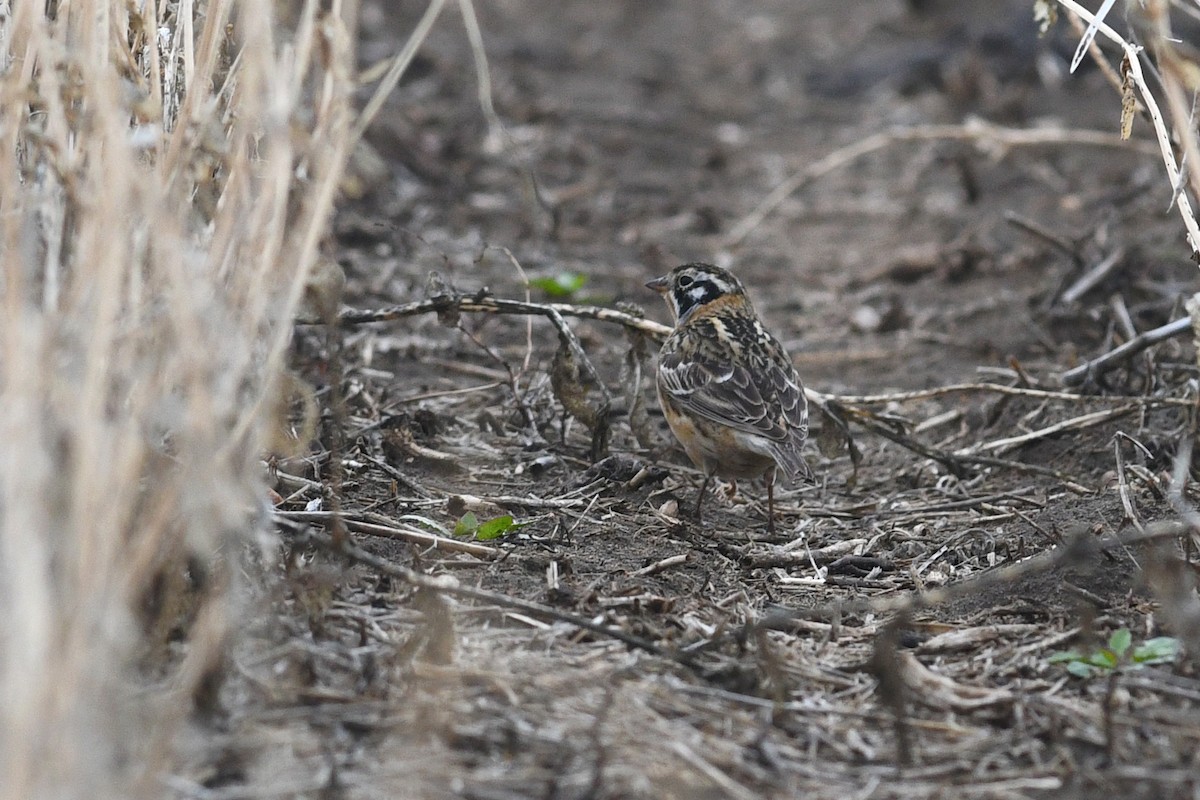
left=645, top=276, right=668, bottom=293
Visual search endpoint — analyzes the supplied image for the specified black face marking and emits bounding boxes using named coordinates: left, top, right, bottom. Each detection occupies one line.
left=656, top=263, right=748, bottom=323
left=672, top=277, right=722, bottom=321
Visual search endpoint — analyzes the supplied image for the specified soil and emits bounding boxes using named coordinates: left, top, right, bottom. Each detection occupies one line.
left=180, top=2, right=1200, bottom=798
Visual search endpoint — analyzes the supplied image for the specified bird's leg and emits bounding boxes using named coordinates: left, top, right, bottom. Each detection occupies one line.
left=765, top=471, right=776, bottom=534
left=694, top=472, right=714, bottom=522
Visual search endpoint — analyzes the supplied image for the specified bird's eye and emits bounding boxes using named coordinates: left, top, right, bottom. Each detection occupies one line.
left=678, top=275, right=693, bottom=287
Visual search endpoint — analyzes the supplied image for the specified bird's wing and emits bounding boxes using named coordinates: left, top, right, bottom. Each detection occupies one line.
left=658, top=349, right=810, bottom=482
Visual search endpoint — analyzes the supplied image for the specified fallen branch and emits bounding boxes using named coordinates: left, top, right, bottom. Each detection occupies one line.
left=285, top=523, right=698, bottom=667
left=277, top=509, right=499, bottom=559
left=320, top=294, right=1175, bottom=488
left=320, top=290, right=638, bottom=456
left=757, top=520, right=1192, bottom=630
left=324, top=293, right=671, bottom=340
left=322, top=295, right=1199, bottom=411
left=965, top=404, right=1139, bottom=456
left=1060, top=316, right=1192, bottom=386
left=1054, top=0, right=1200, bottom=255
left=833, top=401, right=1093, bottom=491
left=828, top=381, right=1195, bottom=407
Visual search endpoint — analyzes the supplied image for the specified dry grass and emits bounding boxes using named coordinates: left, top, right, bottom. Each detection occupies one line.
left=7, top=2, right=1200, bottom=798
left=0, top=2, right=354, bottom=797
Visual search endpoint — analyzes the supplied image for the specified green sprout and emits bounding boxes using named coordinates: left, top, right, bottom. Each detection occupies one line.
left=529, top=272, right=587, bottom=298
left=1048, top=629, right=1181, bottom=678
left=452, top=512, right=520, bottom=541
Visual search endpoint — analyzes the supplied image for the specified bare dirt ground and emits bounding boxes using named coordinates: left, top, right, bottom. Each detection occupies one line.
left=177, top=2, right=1200, bottom=798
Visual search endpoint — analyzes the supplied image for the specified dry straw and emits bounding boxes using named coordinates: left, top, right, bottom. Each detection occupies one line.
left=0, top=1, right=354, bottom=797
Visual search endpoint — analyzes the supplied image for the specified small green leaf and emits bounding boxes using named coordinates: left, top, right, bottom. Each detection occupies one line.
left=1066, top=661, right=1095, bottom=678
left=1108, top=629, right=1133, bottom=657
left=453, top=512, right=479, bottom=537
left=1048, top=650, right=1082, bottom=664
left=1133, top=636, right=1181, bottom=665
left=476, top=514, right=515, bottom=541
left=530, top=273, right=587, bottom=297
left=1091, top=649, right=1118, bottom=669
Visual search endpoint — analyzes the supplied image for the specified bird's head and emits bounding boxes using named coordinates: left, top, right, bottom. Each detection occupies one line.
left=645, top=262, right=747, bottom=324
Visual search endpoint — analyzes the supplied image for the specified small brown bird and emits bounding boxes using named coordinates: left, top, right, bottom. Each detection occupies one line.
left=647, top=263, right=811, bottom=532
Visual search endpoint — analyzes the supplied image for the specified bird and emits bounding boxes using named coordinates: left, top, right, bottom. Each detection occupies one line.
left=646, top=263, right=811, bottom=533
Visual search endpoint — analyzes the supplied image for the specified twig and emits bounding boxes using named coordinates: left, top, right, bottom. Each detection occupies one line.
left=328, top=298, right=1198, bottom=408
left=359, top=453, right=435, bottom=498
left=456, top=320, right=539, bottom=434
left=286, top=524, right=696, bottom=666
left=669, top=742, right=761, bottom=800
left=1059, top=247, right=1126, bottom=305
left=1060, top=316, right=1192, bottom=386
left=450, top=492, right=591, bottom=510
left=721, top=118, right=1158, bottom=248
left=866, top=489, right=1045, bottom=518
left=834, top=402, right=1092, bottom=490
left=832, top=401, right=970, bottom=477
left=352, top=0, right=448, bottom=143
left=277, top=509, right=498, bottom=558
left=1063, top=8, right=1128, bottom=98
left=455, top=0, right=503, bottom=144
left=966, top=404, right=1138, bottom=455
left=1068, top=0, right=1119, bottom=73
left=632, top=553, right=690, bottom=577
left=1114, top=434, right=1147, bottom=538
left=325, top=294, right=672, bottom=340
left=756, top=520, right=1192, bottom=630
left=820, top=382, right=1195, bottom=407
left=1004, top=211, right=1082, bottom=265
left=953, top=452, right=1093, bottom=494
left=1135, top=0, right=1200, bottom=227
left=1110, top=294, right=1138, bottom=342
left=1054, top=0, right=1200, bottom=254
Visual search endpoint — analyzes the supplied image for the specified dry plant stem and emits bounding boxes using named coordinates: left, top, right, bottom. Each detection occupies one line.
left=670, top=741, right=760, bottom=800
left=835, top=381, right=1192, bottom=407
left=330, top=295, right=673, bottom=340
left=1064, top=8, right=1128, bottom=97
left=289, top=525, right=696, bottom=667
left=757, top=520, right=1192, bottom=631
left=277, top=510, right=499, bottom=558
left=2, top=2, right=356, bottom=797
left=360, top=453, right=435, bottom=498
left=456, top=0, right=503, bottom=141
left=352, top=0, right=448, bottom=143
left=456, top=321, right=539, bottom=434
left=1004, top=211, right=1083, bottom=265
left=966, top=404, right=1138, bottom=455
left=1059, top=247, right=1126, bottom=305
left=452, top=493, right=590, bottom=510
left=1060, top=316, right=1193, bottom=385
left=835, top=402, right=1091, bottom=490
left=1054, top=0, right=1200, bottom=254
left=1139, top=0, right=1200, bottom=216
left=333, top=298, right=1197, bottom=410
left=332, top=295, right=1178, bottom=488
left=869, top=616, right=912, bottom=768
left=339, top=293, right=618, bottom=449
left=721, top=119, right=1158, bottom=249
left=1113, top=437, right=1147, bottom=535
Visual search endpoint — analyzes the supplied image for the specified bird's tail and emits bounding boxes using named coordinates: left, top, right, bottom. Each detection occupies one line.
left=771, top=442, right=813, bottom=486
